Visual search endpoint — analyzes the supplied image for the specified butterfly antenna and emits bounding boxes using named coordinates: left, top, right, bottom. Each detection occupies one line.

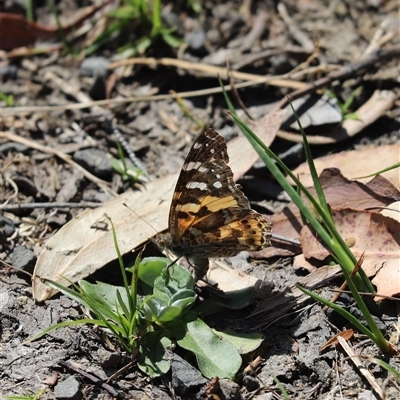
left=122, top=202, right=160, bottom=236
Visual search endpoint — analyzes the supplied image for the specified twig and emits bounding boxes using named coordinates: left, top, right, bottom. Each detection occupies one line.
left=233, top=46, right=308, bottom=70
left=1, top=131, right=117, bottom=196
left=1, top=202, right=102, bottom=211
left=239, top=10, right=268, bottom=52
left=363, top=17, right=396, bottom=56
left=58, top=360, right=120, bottom=398
left=273, top=46, right=400, bottom=111
left=108, top=57, right=306, bottom=88
left=277, top=2, right=314, bottom=53
left=227, top=62, right=254, bottom=120
left=0, top=78, right=299, bottom=116
left=271, top=233, right=301, bottom=246
left=3, top=63, right=334, bottom=117
left=337, top=336, right=385, bottom=399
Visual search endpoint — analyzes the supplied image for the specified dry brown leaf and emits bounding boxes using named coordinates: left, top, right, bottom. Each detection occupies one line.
left=300, top=208, right=400, bottom=299
left=230, top=109, right=285, bottom=181
left=257, top=169, right=400, bottom=258
left=291, top=144, right=400, bottom=189
left=293, top=253, right=317, bottom=273
left=320, top=329, right=354, bottom=352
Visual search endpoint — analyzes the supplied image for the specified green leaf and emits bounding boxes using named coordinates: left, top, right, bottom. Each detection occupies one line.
left=0, top=92, right=14, bottom=107
left=138, top=331, right=171, bottom=377
left=176, top=317, right=242, bottom=379
left=137, top=257, right=171, bottom=287
left=154, top=263, right=194, bottom=293
left=169, top=289, right=196, bottom=309
left=109, top=6, right=140, bottom=19
left=214, top=328, right=263, bottom=354
left=80, top=281, right=129, bottom=312
left=161, top=31, right=185, bottom=47
left=157, top=306, right=183, bottom=322
left=194, top=287, right=256, bottom=315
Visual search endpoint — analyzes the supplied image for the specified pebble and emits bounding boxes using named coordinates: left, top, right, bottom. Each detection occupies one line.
left=73, top=148, right=112, bottom=178
left=242, top=374, right=260, bottom=391
left=11, top=245, right=36, bottom=272
left=54, top=376, right=82, bottom=400
left=97, top=348, right=124, bottom=369
left=186, top=28, right=206, bottom=49
left=283, top=94, right=342, bottom=129
left=171, top=353, right=207, bottom=395
left=80, top=57, right=110, bottom=78
left=1, top=215, right=16, bottom=237
left=0, top=64, right=18, bottom=80
left=218, top=379, right=241, bottom=400
left=134, top=114, right=157, bottom=133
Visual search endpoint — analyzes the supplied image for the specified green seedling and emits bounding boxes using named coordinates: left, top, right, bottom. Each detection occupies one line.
left=88, top=0, right=185, bottom=57
left=111, top=142, right=144, bottom=182
left=0, top=92, right=15, bottom=107
left=327, top=86, right=362, bottom=120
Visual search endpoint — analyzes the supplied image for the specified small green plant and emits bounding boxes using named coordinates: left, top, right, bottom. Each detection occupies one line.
left=6, top=388, right=47, bottom=400
left=31, top=220, right=262, bottom=378
left=327, top=86, right=362, bottom=120
left=88, top=0, right=185, bottom=57
left=221, top=80, right=395, bottom=355
left=0, top=92, right=15, bottom=107
left=111, top=142, right=144, bottom=182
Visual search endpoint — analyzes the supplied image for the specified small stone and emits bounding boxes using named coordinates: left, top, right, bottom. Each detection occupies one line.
left=171, top=353, right=207, bottom=395
left=242, top=375, right=260, bottom=391
left=54, top=376, right=82, bottom=400
left=1, top=215, right=16, bottom=237
left=134, top=114, right=156, bottom=133
left=218, top=379, right=241, bottom=400
left=73, top=148, right=112, bottom=178
left=11, top=245, right=36, bottom=272
left=80, top=57, right=110, bottom=78
left=97, top=348, right=123, bottom=369
left=186, top=28, right=206, bottom=49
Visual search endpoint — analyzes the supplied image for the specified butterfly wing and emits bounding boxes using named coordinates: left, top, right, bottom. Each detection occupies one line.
left=169, top=128, right=270, bottom=253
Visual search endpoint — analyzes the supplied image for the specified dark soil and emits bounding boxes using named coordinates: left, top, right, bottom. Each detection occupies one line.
left=1, top=1, right=399, bottom=399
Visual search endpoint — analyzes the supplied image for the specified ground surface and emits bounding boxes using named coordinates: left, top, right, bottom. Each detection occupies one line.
left=1, top=1, right=400, bottom=399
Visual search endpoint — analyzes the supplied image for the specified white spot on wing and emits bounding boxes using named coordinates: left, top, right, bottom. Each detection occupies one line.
left=213, top=181, right=222, bottom=189
left=186, top=181, right=208, bottom=190
left=186, top=161, right=202, bottom=170
left=210, top=149, right=215, bottom=154
left=193, top=142, right=202, bottom=149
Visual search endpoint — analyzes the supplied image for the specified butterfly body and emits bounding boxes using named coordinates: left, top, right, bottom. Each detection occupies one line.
left=156, top=128, right=271, bottom=279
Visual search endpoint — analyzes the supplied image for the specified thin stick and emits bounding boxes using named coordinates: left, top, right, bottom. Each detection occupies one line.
left=1, top=202, right=102, bottom=211
left=273, top=46, right=400, bottom=111
left=337, top=336, right=385, bottom=398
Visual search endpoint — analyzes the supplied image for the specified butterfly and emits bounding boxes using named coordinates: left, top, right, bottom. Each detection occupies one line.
left=155, top=128, right=271, bottom=280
